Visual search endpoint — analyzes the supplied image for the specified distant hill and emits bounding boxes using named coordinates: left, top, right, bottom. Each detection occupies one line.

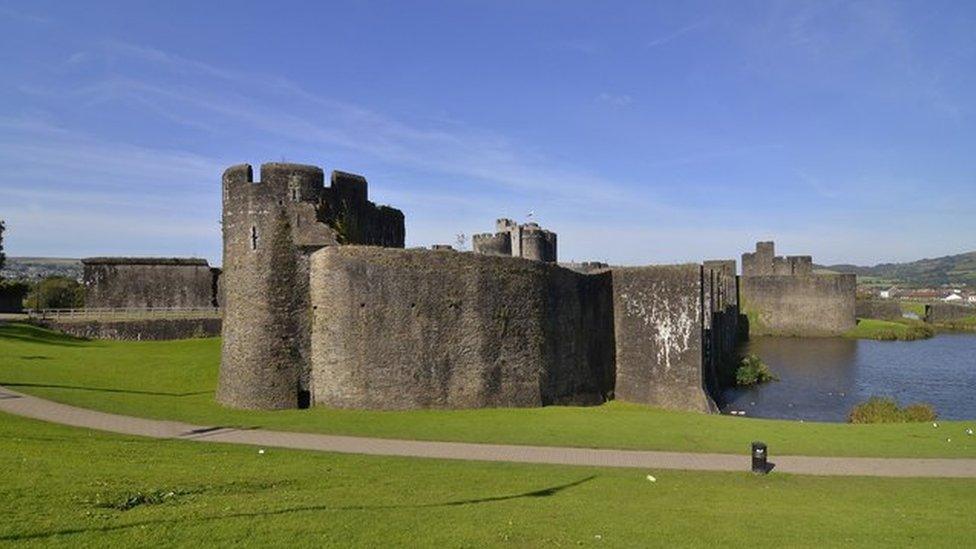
left=821, top=251, right=976, bottom=288
left=1, top=257, right=82, bottom=281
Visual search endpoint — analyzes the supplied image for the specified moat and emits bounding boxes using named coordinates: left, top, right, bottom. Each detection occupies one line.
left=721, top=333, right=976, bottom=422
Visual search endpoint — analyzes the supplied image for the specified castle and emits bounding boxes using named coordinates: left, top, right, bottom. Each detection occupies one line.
left=739, top=241, right=856, bottom=336
left=472, top=219, right=557, bottom=262
left=216, top=162, right=741, bottom=412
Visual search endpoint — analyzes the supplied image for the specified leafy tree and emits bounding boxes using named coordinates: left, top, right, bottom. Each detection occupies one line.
left=24, top=276, right=85, bottom=310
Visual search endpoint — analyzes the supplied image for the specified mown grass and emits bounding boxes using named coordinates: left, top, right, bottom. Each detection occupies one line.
left=1, top=412, right=975, bottom=546
left=844, top=318, right=935, bottom=341
left=1, top=323, right=974, bottom=458
left=899, top=301, right=928, bottom=317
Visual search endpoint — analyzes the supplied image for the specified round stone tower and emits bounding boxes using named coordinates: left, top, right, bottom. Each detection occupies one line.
left=520, top=223, right=556, bottom=262
left=217, top=163, right=336, bottom=409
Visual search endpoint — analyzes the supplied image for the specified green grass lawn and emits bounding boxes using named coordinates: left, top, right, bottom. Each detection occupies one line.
left=844, top=318, right=935, bottom=341
left=1, top=412, right=975, bottom=546
left=1, top=323, right=974, bottom=459
left=899, top=301, right=928, bottom=317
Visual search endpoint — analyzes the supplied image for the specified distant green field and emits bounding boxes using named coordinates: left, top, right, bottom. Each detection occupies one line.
left=844, top=318, right=934, bottom=341
left=899, top=301, right=928, bottom=316
left=3, top=412, right=975, bottom=546
left=2, top=323, right=974, bottom=458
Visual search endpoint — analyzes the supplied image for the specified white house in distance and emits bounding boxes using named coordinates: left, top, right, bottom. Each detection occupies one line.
left=880, top=287, right=896, bottom=299
left=944, top=292, right=963, bottom=303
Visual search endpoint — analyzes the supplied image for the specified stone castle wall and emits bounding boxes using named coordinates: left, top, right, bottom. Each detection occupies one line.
left=741, top=274, right=856, bottom=336
left=82, top=258, right=217, bottom=309
left=309, top=247, right=736, bottom=411
left=855, top=299, right=903, bottom=321
left=611, top=265, right=716, bottom=412
left=309, top=247, right=614, bottom=409
left=40, top=317, right=221, bottom=341
left=740, top=242, right=855, bottom=337
left=216, top=162, right=740, bottom=413
left=925, top=303, right=976, bottom=324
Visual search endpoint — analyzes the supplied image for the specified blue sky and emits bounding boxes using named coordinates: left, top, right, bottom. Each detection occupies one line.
left=1, top=1, right=973, bottom=266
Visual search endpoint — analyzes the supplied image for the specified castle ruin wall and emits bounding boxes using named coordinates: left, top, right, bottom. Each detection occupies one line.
left=309, top=246, right=614, bottom=409
left=741, top=274, right=856, bottom=336
left=82, top=258, right=216, bottom=309
left=610, top=265, right=717, bottom=412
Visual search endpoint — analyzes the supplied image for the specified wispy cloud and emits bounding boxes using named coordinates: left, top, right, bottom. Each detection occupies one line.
left=0, top=6, right=51, bottom=24
left=646, top=20, right=709, bottom=48
left=65, top=41, right=641, bottom=207
left=595, top=92, right=633, bottom=108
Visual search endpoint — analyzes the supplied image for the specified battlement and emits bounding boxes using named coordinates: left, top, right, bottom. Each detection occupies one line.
left=739, top=241, right=855, bottom=335
left=473, top=218, right=557, bottom=263
left=742, top=241, right=814, bottom=277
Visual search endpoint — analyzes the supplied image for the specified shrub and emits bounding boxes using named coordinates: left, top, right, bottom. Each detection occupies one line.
left=848, top=396, right=938, bottom=423
left=735, top=354, right=777, bottom=386
left=904, top=323, right=936, bottom=340
left=24, top=276, right=85, bottom=309
left=903, top=403, right=939, bottom=422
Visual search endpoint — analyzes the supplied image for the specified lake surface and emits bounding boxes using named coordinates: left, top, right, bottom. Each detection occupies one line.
left=720, top=333, right=976, bottom=422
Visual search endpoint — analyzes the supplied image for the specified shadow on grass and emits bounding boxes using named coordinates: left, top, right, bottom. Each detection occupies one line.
left=0, top=324, right=92, bottom=347
left=0, top=476, right=597, bottom=542
left=0, top=382, right=210, bottom=398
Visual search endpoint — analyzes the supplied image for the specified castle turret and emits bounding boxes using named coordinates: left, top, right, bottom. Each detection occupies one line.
left=472, top=218, right=557, bottom=263
left=217, top=162, right=405, bottom=410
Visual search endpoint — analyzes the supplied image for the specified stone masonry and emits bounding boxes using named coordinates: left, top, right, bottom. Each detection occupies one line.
left=740, top=241, right=855, bottom=336
left=472, top=219, right=557, bottom=263
left=217, top=162, right=404, bottom=410
left=217, top=162, right=741, bottom=413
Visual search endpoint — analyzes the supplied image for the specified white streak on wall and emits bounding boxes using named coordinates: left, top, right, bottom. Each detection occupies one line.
left=620, top=285, right=698, bottom=371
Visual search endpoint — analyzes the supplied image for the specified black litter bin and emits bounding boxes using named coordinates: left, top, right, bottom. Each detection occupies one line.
left=751, top=441, right=768, bottom=474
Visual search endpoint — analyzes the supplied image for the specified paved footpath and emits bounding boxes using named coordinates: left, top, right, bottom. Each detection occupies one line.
left=2, top=385, right=975, bottom=478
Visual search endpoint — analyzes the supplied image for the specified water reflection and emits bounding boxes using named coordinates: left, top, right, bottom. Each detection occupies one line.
left=721, top=333, right=976, bottom=422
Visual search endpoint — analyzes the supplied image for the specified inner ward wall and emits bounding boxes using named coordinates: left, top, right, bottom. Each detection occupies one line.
left=83, top=260, right=215, bottom=309
left=611, top=265, right=716, bottom=413
left=741, top=274, right=856, bottom=336
left=309, top=246, right=615, bottom=409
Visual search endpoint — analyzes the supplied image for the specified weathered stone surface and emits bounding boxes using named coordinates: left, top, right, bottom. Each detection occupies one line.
left=855, top=299, right=903, bottom=320
left=82, top=258, right=216, bottom=309
left=925, top=303, right=976, bottom=324
left=741, top=274, right=856, bottom=336
left=309, top=246, right=614, bottom=409
left=611, top=265, right=716, bottom=413
left=40, top=317, right=221, bottom=340
left=217, top=162, right=405, bottom=410
left=740, top=242, right=855, bottom=337
left=471, top=232, right=511, bottom=256
left=472, top=219, right=556, bottom=262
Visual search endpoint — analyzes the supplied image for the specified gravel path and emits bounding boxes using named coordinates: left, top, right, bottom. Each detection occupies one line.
left=2, top=385, right=974, bottom=477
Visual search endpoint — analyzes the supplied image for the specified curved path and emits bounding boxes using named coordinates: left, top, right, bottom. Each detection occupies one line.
left=2, top=385, right=975, bottom=478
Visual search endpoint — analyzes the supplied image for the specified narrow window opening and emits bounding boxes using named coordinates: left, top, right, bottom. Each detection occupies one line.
left=250, top=225, right=258, bottom=250
left=291, top=188, right=299, bottom=201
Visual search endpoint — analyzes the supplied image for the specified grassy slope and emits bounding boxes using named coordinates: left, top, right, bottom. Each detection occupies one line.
left=1, top=323, right=974, bottom=458
left=825, top=250, right=976, bottom=287
left=843, top=318, right=933, bottom=341
left=2, top=412, right=975, bottom=546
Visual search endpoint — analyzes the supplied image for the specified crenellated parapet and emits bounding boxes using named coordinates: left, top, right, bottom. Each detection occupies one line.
left=472, top=218, right=557, bottom=263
